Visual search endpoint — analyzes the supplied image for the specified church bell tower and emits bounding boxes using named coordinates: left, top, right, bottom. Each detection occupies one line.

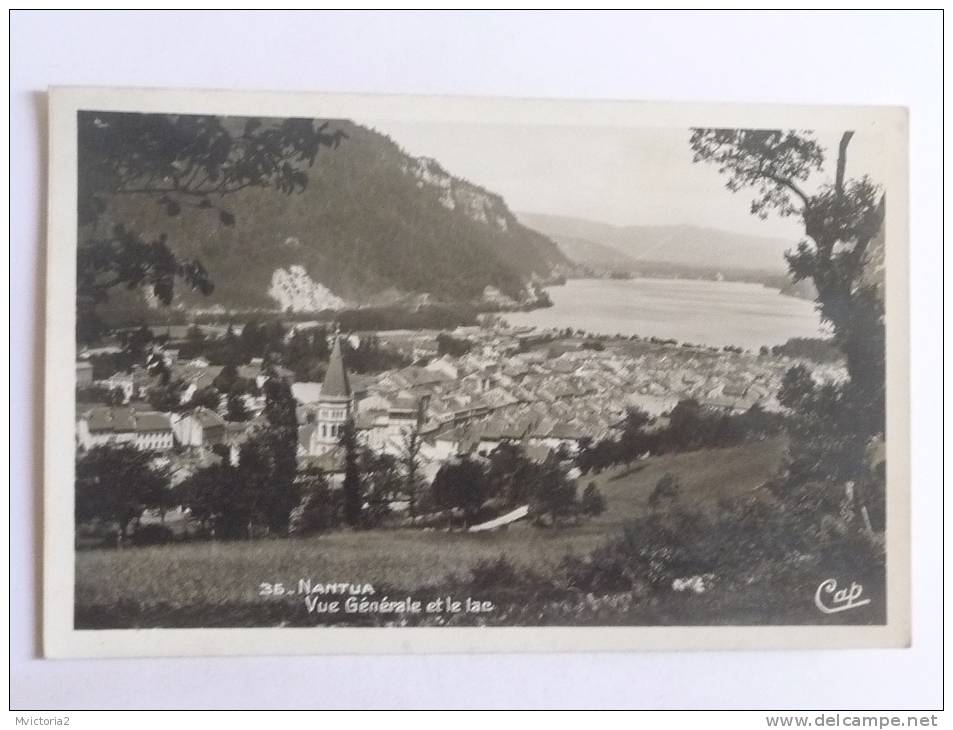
left=313, top=335, right=352, bottom=455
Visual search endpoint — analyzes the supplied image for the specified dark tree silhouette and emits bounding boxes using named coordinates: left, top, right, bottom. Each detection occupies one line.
left=148, top=380, right=183, bottom=412
left=648, top=473, right=680, bottom=511
left=176, top=462, right=250, bottom=539
left=528, top=461, right=577, bottom=527
left=431, top=457, right=489, bottom=529
left=486, top=442, right=539, bottom=506
left=225, top=391, right=250, bottom=422
left=617, top=406, right=651, bottom=464
left=360, top=451, right=400, bottom=527
left=398, top=424, right=424, bottom=519
left=691, top=128, right=887, bottom=530
left=689, top=129, right=885, bottom=416
left=256, top=371, right=300, bottom=532
left=288, top=468, right=338, bottom=536
left=778, top=364, right=816, bottom=411
left=581, top=482, right=607, bottom=517
left=340, top=418, right=363, bottom=527
left=75, top=443, right=170, bottom=544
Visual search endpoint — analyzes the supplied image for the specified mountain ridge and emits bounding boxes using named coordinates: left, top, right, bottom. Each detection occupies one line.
left=516, top=211, right=798, bottom=275
left=94, top=120, right=573, bottom=318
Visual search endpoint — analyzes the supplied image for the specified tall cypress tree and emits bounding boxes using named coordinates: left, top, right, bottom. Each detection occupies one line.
left=256, top=371, right=299, bottom=532
left=340, top=418, right=362, bottom=527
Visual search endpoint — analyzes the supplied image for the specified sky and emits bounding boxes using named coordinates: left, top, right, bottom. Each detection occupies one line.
left=367, top=120, right=890, bottom=243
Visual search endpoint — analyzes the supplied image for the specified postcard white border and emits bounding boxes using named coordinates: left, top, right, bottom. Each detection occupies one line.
left=44, top=86, right=910, bottom=658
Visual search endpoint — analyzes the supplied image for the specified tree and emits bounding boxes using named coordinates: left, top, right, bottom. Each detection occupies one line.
left=398, top=425, right=424, bottom=519
left=186, top=324, right=206, bottom=344
left=145, top=350, right=171, bottom=385
left=689, top=129, right=885, bottom=416
left=648, top=473, right=680, bottom=511
left=431, top=457, right=489, bottom=529
left=617, top=406, right=651, bottom=463
left=148, top=380, right=184, bottom=412
left=77, top=384, right=126, bottom=406
left=436, top=332, right=471, bottom=358
left=77, top=112, right=346, bottom=342
left=778, top=364, right=816, bottom=411
left=666, top=399, right=706, bottom=451
left=528, top=461, right=578, bottom=527
left=574, top=436, right=595, bottom=474
left=212, top=362, right=239, bottom=394
left=285, top=326, right=332, bottom=381
left=216, top=370, right=301, bottom=537
left=581, top=482, right=607, bottom=517
left=361, top=451, right=400, bottom=527
left=239, top=318, right=267, bottom=361
left=75, top=444, right=169, bottom=544
left=691, top=128, right=887, bottom=526
left=177, top=462, right=250, bottom=539
left=225, top=391, right=250, bottom=422
left=184, top=386, right=221, bottom=411
left=123, top=325, right=154, bottom=363
left=285, top=328, right=315, bottom=379
left=260, top=320, right=288, bottom=363
left=343, top=334, right=411, bottom=374
left=486, top=442, right=538, bottom=506
left=220, top=324, right=242, bottom=366
left=340, top=418, right=363, bottom=527
left=252, top=372, right=300, bottom=532
left=288, top=468, right=339, bottom=535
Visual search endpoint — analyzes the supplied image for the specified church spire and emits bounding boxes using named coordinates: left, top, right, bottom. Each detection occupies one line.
left=322, top=335, right=351, bottom=399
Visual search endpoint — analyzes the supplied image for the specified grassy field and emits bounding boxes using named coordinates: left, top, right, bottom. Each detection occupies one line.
left=75, top=438, right=786, bottom=626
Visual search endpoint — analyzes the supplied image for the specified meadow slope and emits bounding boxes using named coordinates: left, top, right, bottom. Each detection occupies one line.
left=76, top=439, right=786, bottom=628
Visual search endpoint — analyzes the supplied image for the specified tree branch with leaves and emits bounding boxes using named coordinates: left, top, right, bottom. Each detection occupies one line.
left=77, top=111, right=346, bottom=342
left=690, top=128, right=885, bottom=410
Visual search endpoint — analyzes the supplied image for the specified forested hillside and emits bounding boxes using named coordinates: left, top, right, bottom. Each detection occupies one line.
left=92, top=119, right=572, bottom=316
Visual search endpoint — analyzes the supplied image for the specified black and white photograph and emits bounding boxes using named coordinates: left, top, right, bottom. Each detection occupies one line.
left=42, top=87, right=909, bottom=657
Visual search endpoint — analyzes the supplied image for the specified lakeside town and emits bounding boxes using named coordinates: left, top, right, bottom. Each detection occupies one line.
left=76, top=317, right=847, bottom=519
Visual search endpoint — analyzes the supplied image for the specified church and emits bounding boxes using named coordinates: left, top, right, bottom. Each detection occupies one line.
left=299, top=336, right=353, bottom=459
left=296, top=334, right=435, bottom=479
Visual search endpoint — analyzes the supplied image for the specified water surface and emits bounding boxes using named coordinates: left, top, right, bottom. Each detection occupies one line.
left=504, top=278, right=826, bottom=349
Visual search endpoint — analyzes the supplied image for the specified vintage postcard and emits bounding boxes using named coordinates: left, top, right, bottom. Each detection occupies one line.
left=44, top=87, right=909, bottom=657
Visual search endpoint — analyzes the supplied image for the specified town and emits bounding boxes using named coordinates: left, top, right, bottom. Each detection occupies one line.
left=75, top=318, right=846, bottom=530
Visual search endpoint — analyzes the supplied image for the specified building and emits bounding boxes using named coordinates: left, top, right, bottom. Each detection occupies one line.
left=76, top=360, right=94, bottom=387
left=133, top=411, right=175, bottom=451
left=77, top=407, right=136, bottom=450
left=171, top=407, right=227, bottom=448
left=77, top=406, right=173, bottom=452
left=311, top=337, right=352, bottom=456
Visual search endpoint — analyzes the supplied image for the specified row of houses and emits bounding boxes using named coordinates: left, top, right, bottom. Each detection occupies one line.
left=77, top=405, right=255, bottom=465
left=77, top=354, right=294, bottom=406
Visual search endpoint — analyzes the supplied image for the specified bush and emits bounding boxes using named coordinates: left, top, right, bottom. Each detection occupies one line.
left=131, top=523, right=175, bottom=546
left=648, top=473, right=680, bottom=510
left=468, top=555, right=532, bottom=590
left=581, top=482, right=606, bottom=517
left=288, top=484, right=340, bottom=536
left=562, top=510, right=713, bottom=594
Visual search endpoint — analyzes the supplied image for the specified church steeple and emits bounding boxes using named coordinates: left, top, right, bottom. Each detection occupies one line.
left=322, top=335, right=351, bottom=399
left=310, top=334, right=352, bottom=455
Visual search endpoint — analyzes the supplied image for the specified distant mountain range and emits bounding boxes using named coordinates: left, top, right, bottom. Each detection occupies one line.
left=96, top=121, right=574, bottom=318
left=516, top=212, right=798, bottom=276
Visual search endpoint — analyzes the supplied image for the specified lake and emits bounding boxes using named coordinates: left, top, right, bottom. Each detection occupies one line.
left=504, top=277, right=827, bottom=349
